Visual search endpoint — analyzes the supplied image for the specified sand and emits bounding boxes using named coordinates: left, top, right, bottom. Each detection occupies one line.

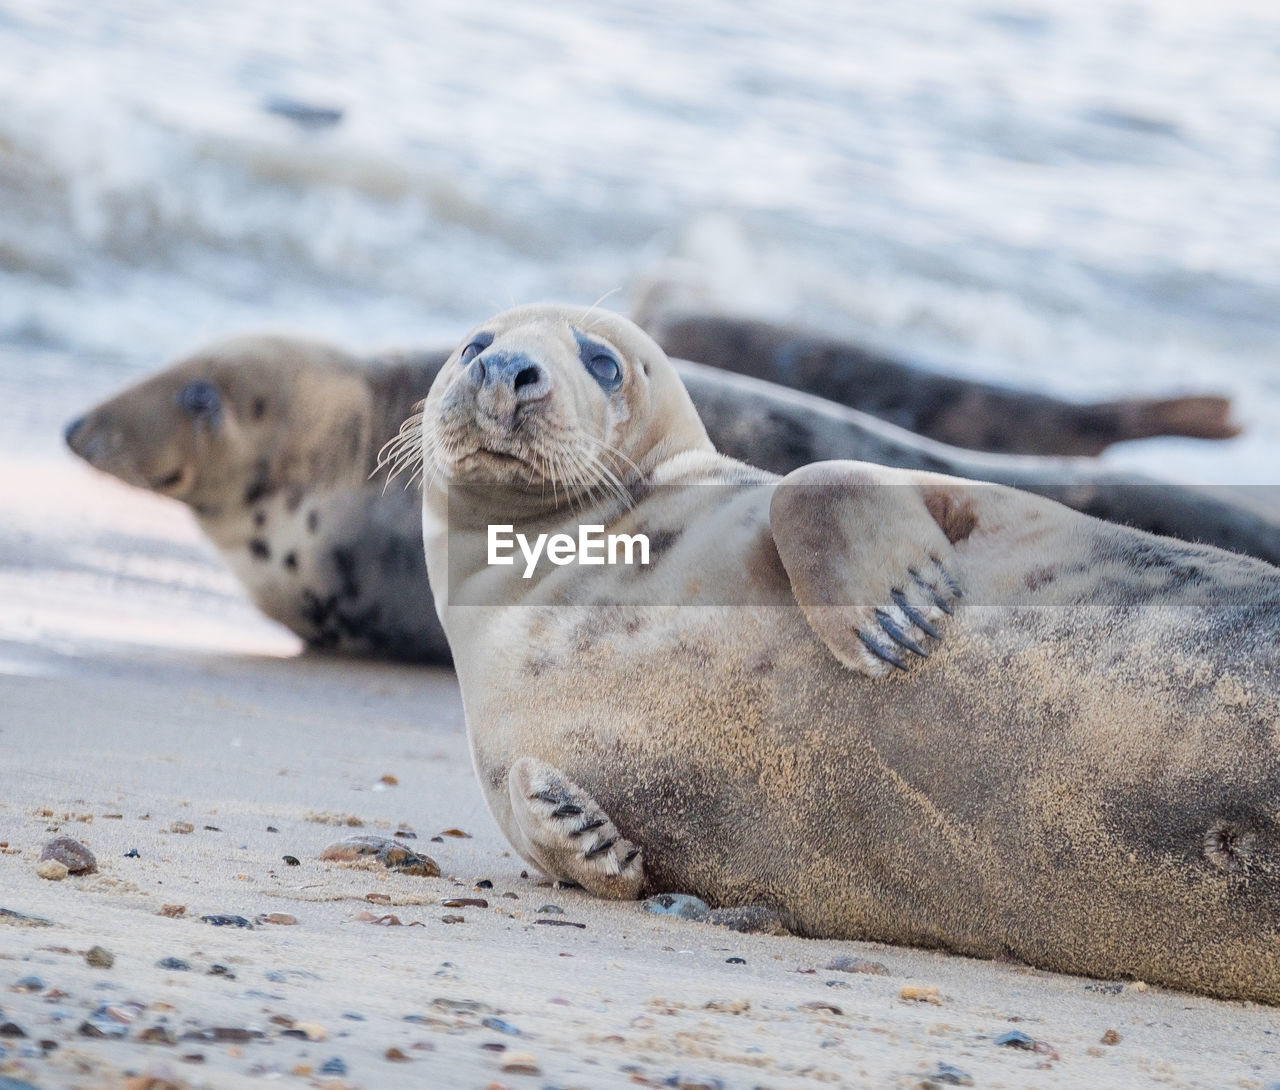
left=2, top=460, right=1278, bottom=1090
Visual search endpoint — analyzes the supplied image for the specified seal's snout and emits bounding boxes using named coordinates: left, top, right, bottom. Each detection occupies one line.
left=63, top=415, right=87, bottom=450
left=473, top=351, right=547, bottom=401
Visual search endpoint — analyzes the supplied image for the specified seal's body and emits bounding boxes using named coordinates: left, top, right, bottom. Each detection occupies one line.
left=422, top=304, right=1280, bottom=1002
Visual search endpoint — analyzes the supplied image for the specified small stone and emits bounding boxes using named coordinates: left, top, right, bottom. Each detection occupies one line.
left=124, top=849, right=140, bottom=858
left=158, top=904, right=186, bottom=918
left=536, top=904, right=564, bottom=914
left=501, top=1050, right=540, bottom=1075
left=642, top=893, right=710, bottom=921
left=726, top=957, right=746, bottom=965
left=79, top=1017, right=128, bottom=1039
left=320, top=835, right=439, bottom=876
left=995, top=1029, right=1037, bottom=1049
left=319, top=1057, right=347, bottom=1075
left=825, top=955, right=889, bottom=975
left=85, top=945, right=114, bottom=968
left=0, top=1022, right=26, bottom=1037
left=394, top=829, right=417, bottom=838
left=292, top=1022, right=327, bottom=1041
left=899, top=985, right=941, bottom=1005
left=1101, top=1028, right=1121, bottom=1046
left=798, top=1001, right=842, bottom=1015
left=13, top=976, right=45, bottom=992
left=481, top=1017, right=522, bottom=1036
left=475, top=879, right=494, bottom=889
left=200, top=915, right=251, bottom=928
left=442, top=898, right=488, bottom=909
left=169, top=821, right=195, bottom=834
left=441, top=915, right=465, bottom=924
left=380, top=774, right=399, bottom=785
left=0, top=907, right=54, bottom=927
left=39, top=837, right=97, bottom=875
left=704, top=999, right=750, bottom=1013
left=930, top=1062, right=974, bottom=1086
left=439, top=828, right=471, bottom=838
left=266, top=826, right=279, bottom=833
left=365, top=893, right=392, bottom=904
left=136, top=1025, right=178, bottom=1045
left=282, top=856, right=301, bottom=867
left=257, top=913, right=298, bottom=926
left=36, top=860, right=68, bottom=881
left=156, top=957, right=191, bottom=972
left=385, top=1046, right=411, bottom=1062
left=208, top=964, right=235, bottom=978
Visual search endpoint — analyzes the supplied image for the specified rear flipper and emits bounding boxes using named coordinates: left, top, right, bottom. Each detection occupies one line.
left=508, top=756, right=645, bottom=900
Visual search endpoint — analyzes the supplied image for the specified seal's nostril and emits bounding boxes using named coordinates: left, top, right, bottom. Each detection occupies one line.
left=514, top=366, right=541, bottom=391
left=64, top=415, right=86, bottom=447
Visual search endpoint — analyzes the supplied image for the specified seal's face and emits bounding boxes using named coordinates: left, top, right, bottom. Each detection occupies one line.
left=64, top=335, right=371, bottom=517
left=422, top=305, right=710, bottom=509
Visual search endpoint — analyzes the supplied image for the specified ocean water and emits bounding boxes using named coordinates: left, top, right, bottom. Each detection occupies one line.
left=0, top=0, right=1277, bottom=486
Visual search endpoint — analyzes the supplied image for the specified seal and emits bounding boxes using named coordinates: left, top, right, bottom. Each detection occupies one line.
left=64, top=334, right=452, bottom=662
left=640, top=308, right=1241, bottom=455
left=421, top=303, right=1280, bottom=1003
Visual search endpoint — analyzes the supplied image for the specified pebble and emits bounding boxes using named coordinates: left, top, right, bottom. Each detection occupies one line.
left=318, top=1057, right=347, bottom=1075
left=319, top=835, right=440, bottom=877
left=501, top=1051, right=540, bottom=1075
left=385, top=1046, right=411, bottom=1062
left=169, top=821, right=195, bottom=834
left=536, top=905, right=564, bottom=914
left=282, top=856, right=301, bottom=867
left=725, top=958, right=746, bottom=965
left=13, top=977, right=44, bottom=993
left=442, top=898, right=488, bottom=909
left=156, top=958, right=191, bottom=972
left=441, top=915, right=466, bottom=924
left=208, top=965, right=235, bottom=978
left=930, top=1062, right=974, bottom=1086
left=79, top=1017, right=127, bottom=1039
left=39, top=837, right=97, bottom=875
left=257, top=913, right=298, bottom=926
left=85, top=946, right=114, bottom=969
left=0, top=908, right=53, bottom=927
left=137, top=1025, right=178, bottom=1045
left=825, top=955, right=889, bottom=975
left=124, top=849, right=140, bottom=858
left=1101, top=1028, right=1122, bottom=1045
left=642, top=894, right=710, bottom=922
left=439, top=828, right=472, bottom=838
left=797, top=1001, right=842, bottom=1015
left=475, top=879, right=494, bottom=889
left=899, top=985, right=941, bottom=1005
left=201, top=915, right=251, bottom=928
left=0, top=1023, right=25, bottom=1038
left=481, top=1017, right=522, bottom=1036
left=994, top=1029, right=1037, bottom=1049
left=35, top=860, right=68, bottom=881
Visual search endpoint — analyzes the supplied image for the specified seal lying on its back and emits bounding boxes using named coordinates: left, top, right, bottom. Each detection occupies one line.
left=421, top=304, right=1280, bottom=1003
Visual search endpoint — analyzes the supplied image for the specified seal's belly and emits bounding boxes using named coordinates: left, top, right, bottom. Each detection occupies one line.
left=461, top=595, right=1280, bottom=990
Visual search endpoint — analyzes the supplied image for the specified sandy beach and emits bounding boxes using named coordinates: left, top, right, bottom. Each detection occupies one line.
left=0, top=457, right=1276, bottom=1090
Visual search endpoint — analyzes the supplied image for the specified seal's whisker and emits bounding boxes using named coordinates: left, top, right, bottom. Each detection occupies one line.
left=579, top=289, right=622, bottom=331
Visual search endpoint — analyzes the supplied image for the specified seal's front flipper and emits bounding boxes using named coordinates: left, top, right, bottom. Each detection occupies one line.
left=508, top=756, right=645, bottom=900
left=770, top=461, right=967, bottom=678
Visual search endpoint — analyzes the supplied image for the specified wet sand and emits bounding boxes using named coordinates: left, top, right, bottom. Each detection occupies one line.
left=1, top=461, right=1278, bottom=1090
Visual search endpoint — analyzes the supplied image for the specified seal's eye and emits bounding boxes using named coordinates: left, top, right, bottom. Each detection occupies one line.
left=586, top=353, right=621, bottom=388
left=177, top=379, right=221, bottom=418
left=459, top=332, right=494, bottom=364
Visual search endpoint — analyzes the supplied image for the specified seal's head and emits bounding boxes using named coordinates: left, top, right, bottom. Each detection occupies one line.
left=64, top=334, right=373, bottom=518
left=422, top=305, right=711, bottom=511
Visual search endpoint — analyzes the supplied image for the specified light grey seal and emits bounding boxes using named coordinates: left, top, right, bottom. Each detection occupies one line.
left=420, top=303, right=1280, bottom=1003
